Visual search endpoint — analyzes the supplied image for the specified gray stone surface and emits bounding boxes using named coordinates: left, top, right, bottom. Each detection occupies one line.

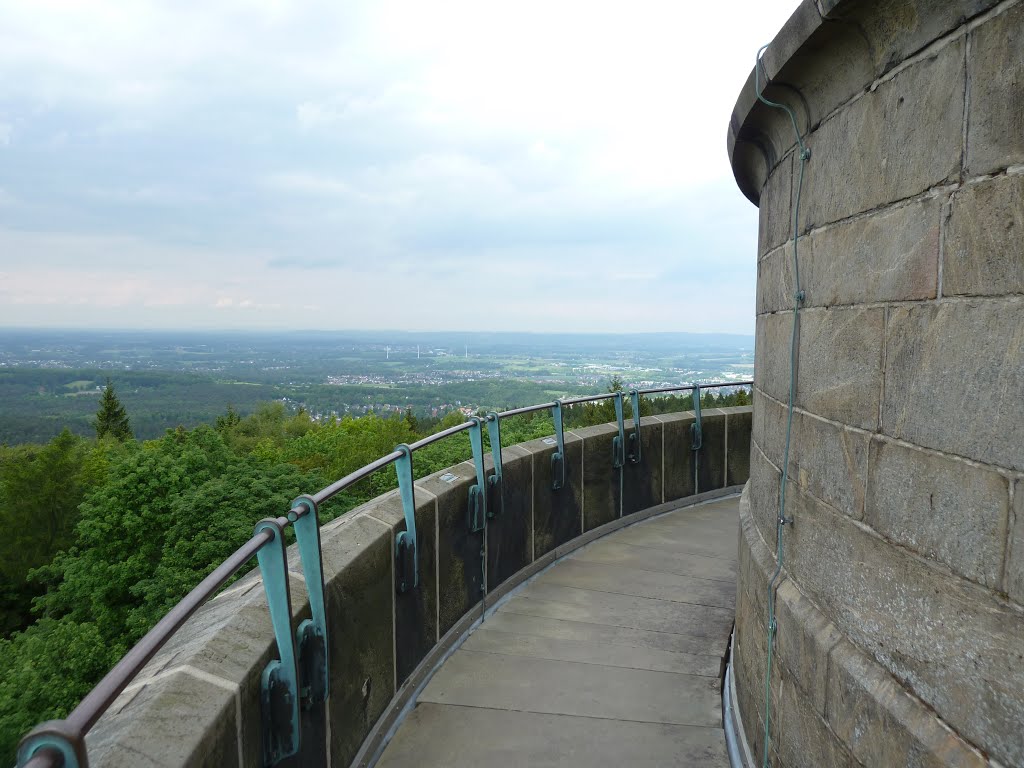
left=480, top=609, right=719, bottom=657
left=773, top=580, right=843, bottom=717
left=622, top=415, right=664, bottom=515
left=796, top=306, right=884, bottom=430
left=749, top=440, right=781, bottom=545
left=753, top=390, right=868, bottom=518
left=821, top=0, right=998, bottom=76
left=759, top=195, right=941, bottom=315
left=754, top=311, right=794, bottom=405
left=364, top=491, right=439, bottom=686
left=826, top=636, right=988, bottom=768
left=573, top=423, right=621, bottom=530
left=967, top=1, right=1024, bottom=175
left=377, top=703, right=729, bottom=768
left=726, top=407, right=753, bottom=486
left=486, top=446, right=533, bottom=591
left=461, top=627, right=721, bottom=676
left=882, top=300, right=1024, bottom=471
left=418, top=649, right=722, bottom=726
left=86, top=669, right=240, bottom=768
left=1008, top=479, right=1024, bottom=605
left=944, top=173, right=1024, bottom=297
left=536, top=557, right=734, bottom=611
left=518, top=432, right=584, bottom=558
left=500, top=585, right=733, bottom=644
left=322, top=513, right=396, bottom=768
left=782, top=485, right=1024, bottom=767
left=572, top=537, right=737, bottom=583
left=802, top=38, right=964, bottom=228
left=376, top=499, right=740, bottom=766
left=759, top=152, right=793, bottom=256
left=658, top=412, right=697, bottom=502
left=419, top=462, right=484, bottom=636
left=865, top=437, right=1009, bottom=586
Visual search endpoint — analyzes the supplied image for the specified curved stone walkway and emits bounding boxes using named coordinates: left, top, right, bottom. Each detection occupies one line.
left=376, top=495, right=739, bottom=768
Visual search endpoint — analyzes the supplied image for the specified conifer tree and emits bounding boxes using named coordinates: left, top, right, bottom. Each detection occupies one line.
left=94, top=380, right=133, bottom=441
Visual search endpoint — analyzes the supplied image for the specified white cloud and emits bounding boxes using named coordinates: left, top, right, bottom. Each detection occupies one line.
left=0, top=0, right=800, bottom=332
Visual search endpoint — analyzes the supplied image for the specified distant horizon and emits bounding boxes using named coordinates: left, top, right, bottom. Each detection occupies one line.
left=0, top=326, right=755, bottom=340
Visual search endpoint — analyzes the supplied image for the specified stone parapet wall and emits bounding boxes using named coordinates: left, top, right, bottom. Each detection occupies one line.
left=84, top=407, right=751, bottom=767
left=730, top=0, right=1023, bottom=766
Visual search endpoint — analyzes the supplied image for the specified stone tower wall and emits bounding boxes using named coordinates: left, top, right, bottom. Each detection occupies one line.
left=728, top=1, right=1024, bottom=765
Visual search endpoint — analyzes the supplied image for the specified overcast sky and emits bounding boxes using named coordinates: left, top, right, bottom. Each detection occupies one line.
left=0, top=1, right=798, bottom=334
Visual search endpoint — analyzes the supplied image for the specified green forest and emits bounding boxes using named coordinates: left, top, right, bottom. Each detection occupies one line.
left=0, top=381, right=747, bottom=763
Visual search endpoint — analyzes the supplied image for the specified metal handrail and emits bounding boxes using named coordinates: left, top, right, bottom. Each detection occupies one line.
left=16, top=379, right=752, bottom=768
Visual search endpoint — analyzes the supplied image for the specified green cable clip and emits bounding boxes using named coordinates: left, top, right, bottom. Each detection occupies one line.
left=486, top=412, right=504, bottom=519
left=467, top=417, right=487, bottom=533
left=611, top=391, right=626, bottom=468
left=551, top=400, right=566, bottom=490
left=254, top=517, right=300, bottom=766
left=628, top=390, right=642, bottom=464
left=394, top=444, right=418, bottom=593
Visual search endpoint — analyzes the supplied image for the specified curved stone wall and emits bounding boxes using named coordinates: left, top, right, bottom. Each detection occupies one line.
left=729, top=1, right=1023, bottom=766
left=83, top=407, right=751, bottom=767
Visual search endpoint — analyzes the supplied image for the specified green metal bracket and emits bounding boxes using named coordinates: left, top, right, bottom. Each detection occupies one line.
left=255, top=518, right=300, bottom=766
left=394, top=444, right=419, bottom=593
left=289, top=495, right=329, bottom=706
left=17, top=721, right=87, bottom=768
left=486, top=412, right=503, bottom=519
left=551, top=401, right=566, bottom=490
left=467, top=416, right=487, bottom=533
left=691, top=385, right=703, bottom=451
left=611, top=391, right=626, bottom=468
left=628, top=390, right=642, bottom=465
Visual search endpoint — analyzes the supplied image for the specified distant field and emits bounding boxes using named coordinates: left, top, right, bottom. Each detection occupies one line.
left=0, top=329, right=754, bottom=445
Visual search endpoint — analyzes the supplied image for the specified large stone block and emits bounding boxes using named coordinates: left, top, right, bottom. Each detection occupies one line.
left=796, top=306, right=885, bottom=430
left=754, top=311, right=793, bottom=405
left=1007, top=479, right=1024, bottom=605
left=966, top=1, right=1024, bottom=175
left=865, top=437, right=1009, bottom=587
left=749, top=441, right=781, bottom=548
left=363, top=489, right=438, bottom=686
left=758, top=194, right=941, bottom=315
left=943, top=173, right=1024, bottom=297
left=773, top=580, right=843, bottom=718
left=86, top=667, right=241, bottom=768
left=695, top=410, right=727, bottom=493
left=520, top=433, right=583, bottom=559
left=759, top=152, right=793, bottom=257
left=802, top=38, right=964, bottom=228
left=775, top=673, right=860, bottom=768
left=820, top=0, right=999, bottom=77
left=621, top=415, right=664, bottom=516
left=658, top=412, right=697, bottom=502
left=882, top=300, right=1024, bottom=471
left=573, top=423, right=622, bottom=530
left=782, top=488, right=1024, bottom=767
left=485, top=445, right=533, bottom=591
left=826, top=636, right=988, bottom=768
left=753, top=389, right=868, bottom=519
left=419, top=463, right=484, bottom=636
left=726, top=407, right=752, bottom=486
left=322, top=514, right=396, bottom=768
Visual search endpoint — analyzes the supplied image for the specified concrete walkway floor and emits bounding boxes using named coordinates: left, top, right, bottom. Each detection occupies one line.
left=376, top=495, right=739, bottom=768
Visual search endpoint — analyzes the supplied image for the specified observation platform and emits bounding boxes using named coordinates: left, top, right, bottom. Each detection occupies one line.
left=377, top=495, right=738, bottom=768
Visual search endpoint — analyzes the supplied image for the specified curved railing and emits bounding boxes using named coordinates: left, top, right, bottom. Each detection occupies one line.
left=17, top=381, right=752, bottom=768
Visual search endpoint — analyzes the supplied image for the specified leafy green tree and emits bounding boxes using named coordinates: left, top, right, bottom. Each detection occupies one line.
left=0, top=430, right=109, bottom=636
left=0, top=618, right=123, bottom=766
left=94, top=380, right=133, bottom=441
